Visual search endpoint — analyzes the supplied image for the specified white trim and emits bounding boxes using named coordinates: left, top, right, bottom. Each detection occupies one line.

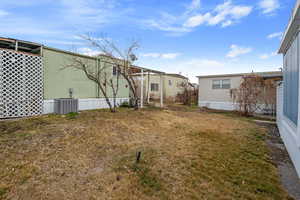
left=43, top=98, right=129, bottom=114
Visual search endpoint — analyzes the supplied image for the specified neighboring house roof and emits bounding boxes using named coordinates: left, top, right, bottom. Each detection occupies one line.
left=164, top=73, right=189, bottom=80
left=279, top=0, right=300, bottom=54
left=132, top=73, right=188, bottom=80
left=197, top=71, right=283, bottom=79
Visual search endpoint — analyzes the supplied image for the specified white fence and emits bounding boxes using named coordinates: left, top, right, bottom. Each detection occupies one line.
left=277, top=84, right=300, bottom=177
left=43, top=98, right=129, bottom=114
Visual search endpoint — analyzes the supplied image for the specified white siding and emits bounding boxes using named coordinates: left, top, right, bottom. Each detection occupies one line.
left=277, top=84, right=300, bottom=177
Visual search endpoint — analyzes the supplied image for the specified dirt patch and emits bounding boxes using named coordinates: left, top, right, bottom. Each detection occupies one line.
left=259, top=122, right=300, bottom=200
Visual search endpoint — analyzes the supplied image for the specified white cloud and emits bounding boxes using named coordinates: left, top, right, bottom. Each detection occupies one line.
left=206, top=1, right=252, bottom=27
left=226, top=44, right=252, bottom=58
left=146, top=0, right=252, bottom=34
left=258, top=0, right=280, bottom=14
left=184, top=13, right=211, bottom=28
left=186, top=0, right=201, bottom=12
left=259, top=51, right=277, bottom=59
left=78, top=47, right=102, bottom=56
left=59, top=0, right=125, bottom=29
left=267, top=32, right=283, bottom=39
left=222, top=20, right=233, bottom=27
left=142, top=53, right=181, bottom=59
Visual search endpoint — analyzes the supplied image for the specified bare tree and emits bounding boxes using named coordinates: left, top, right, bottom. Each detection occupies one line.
left=176, top=82, right=198, bottom=106
left=106, top=64, right=120, bottom=112
left=81, top=34, right=140, bottom=109
left=261, top=79, right=277, bottom=115
left=62, top=56, right=120, bottom=112
left=230, top=75, right=265, bottom=116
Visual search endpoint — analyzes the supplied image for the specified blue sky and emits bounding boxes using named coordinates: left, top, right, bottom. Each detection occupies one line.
left=0, top=0, right=295, bottom=82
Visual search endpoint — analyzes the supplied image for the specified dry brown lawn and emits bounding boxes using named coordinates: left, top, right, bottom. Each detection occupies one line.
left=0, top=106, right=292, bottom=200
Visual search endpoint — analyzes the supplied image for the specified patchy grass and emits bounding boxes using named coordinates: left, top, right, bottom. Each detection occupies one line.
left=65, top=112, right=79, bottom=120
left=0, top=107, right=292, bottom=200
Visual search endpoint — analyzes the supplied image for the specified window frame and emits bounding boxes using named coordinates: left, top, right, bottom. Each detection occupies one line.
left=212, top=79, right=231, bottom=89
left=151, top=83, right=159, bottom=91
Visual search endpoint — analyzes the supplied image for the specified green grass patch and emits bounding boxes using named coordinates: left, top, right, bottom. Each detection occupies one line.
left=114, top=149, right=163, bottom=196
left=65, top=112, right=79, bottom=120
left=0, top=186, right=8, bottom=198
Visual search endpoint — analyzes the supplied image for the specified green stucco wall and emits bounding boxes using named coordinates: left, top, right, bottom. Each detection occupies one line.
left=43, top=48, right=129, bottom=100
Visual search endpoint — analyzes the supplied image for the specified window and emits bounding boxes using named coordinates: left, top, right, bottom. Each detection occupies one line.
left=212, top=80, right=221, bottom=89
left=212, top=79, right=231, bottom=89
left=221, top=79, right=231, bottom=89
left=283, top=36, right=299, bottom=125
left=112, top=66, right=117, bottom=76
left=169, top=80, right=172, bottom=86
left=151, top=83, right=159, bottom=91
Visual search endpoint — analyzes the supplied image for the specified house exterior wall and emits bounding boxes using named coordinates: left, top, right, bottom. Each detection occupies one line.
left=198, top=75, right=242, bottom=110
left=43, top=48, right=98, bottom=99
left=146, top=75, right=162, bottom=99
left=277, top=84, right=300, bottom=177
left=42, top=47, right=130, bottom=113
left=43, top=47, right=130, bottom=99
left=277, top=31, right=300, bottom=177
left=136, top=74, right=188, bottom=101
left=163, top=75, right=188, bottom=101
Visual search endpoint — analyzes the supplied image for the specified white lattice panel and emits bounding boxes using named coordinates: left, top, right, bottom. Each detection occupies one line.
left=0, top=50, right=43, bottom=118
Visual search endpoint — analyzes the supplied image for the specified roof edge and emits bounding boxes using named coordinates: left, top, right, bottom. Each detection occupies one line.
left=197, top=71, right=282, bottom=79
left=279, top=0, right=300, bottom=54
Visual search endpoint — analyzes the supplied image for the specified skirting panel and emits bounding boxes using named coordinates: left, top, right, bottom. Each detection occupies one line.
left=199, top=101, right=273, bottom=114
left=277, top=116, right=300, bottom=177
left=198, top=101, right=238, bottom=111
left=43, top=98, right=129, bottom=114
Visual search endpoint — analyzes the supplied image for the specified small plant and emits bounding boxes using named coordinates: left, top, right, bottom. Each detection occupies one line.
left=119, top=101, right=131, bottom=108
left=66, top=112, right=78, bottom=119
left=0, top=186, right=8, bottom=197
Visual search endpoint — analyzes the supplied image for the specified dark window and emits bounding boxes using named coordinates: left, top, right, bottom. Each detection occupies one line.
left=169, top=80, right=172, bottom=86
left=112, top=66, right=117, bottom=76
left=151, top=83, right=159, bottom=91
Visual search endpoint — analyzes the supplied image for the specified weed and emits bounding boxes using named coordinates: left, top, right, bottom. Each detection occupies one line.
left=66, top=112, right=78, bottom=120
left=0, top=186, right=8, bottom=198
